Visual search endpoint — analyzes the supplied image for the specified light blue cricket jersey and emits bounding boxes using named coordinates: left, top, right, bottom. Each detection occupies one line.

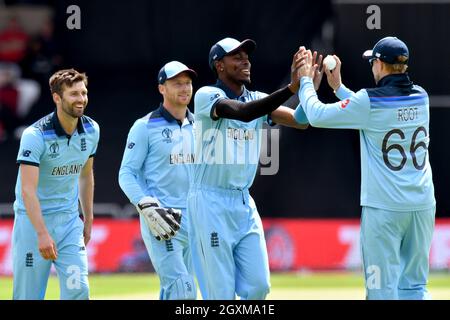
left=192, top=80, right=270, bottom=190
left=296, top=74, right=435, bottom=211
left=118, top=104, right=195, bottom=208
left=14, top=110, right=100, bottom=215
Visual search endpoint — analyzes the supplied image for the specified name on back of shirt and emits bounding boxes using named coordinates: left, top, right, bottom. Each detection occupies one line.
left=397, top=107, right=419, bottom=122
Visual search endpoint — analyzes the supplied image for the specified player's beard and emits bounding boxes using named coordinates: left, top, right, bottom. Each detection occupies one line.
left=241, top=78, right=251, bottom=86
left=61, top=99, right=86, bottom=118
left=165, top=89, right=191, bottom=108
left=174, top=90, right=191, bottom=107
left=236, top=70, right=251, bottom=86
left=231, top=73, right=251, bottom=86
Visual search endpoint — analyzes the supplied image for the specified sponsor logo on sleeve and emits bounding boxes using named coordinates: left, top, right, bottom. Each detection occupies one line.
left=340, top=99, right=350, bottom=109
left=22, top=150, right=32, bottom=157
left=210, top=93, right=220, bottom=101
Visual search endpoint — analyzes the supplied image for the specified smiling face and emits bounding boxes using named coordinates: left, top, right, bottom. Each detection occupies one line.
left=159, top=72, right=193, bottom=108
left=216, top=49, right=252, bottom=86
left=49, top=69, right=88, bottom=119
left=55, top=81, right=88, bottom=118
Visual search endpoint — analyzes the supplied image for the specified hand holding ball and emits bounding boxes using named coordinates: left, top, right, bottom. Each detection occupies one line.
left=323, top=55, right=336, bottom=71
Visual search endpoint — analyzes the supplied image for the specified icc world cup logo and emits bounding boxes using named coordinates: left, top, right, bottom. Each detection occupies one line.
left=162, top=128, right=173, bottom=143
left=49, top=142, right=60, bottom=158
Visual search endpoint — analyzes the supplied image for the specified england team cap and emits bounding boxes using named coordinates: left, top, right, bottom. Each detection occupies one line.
left=208, top=37, right=256, bottom=70
left=158, top=61, right=197, bottom=84
left=362, top=36, right=409, bottom=64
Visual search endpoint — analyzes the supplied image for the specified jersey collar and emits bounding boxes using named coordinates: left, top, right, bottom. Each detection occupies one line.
left=52, top=109, right=85, bottom=137
left=214, top=79, right=249, bottom=101
left=376, top=73, right=413, bottom=88
left=158, top=103, right=194, bottom=124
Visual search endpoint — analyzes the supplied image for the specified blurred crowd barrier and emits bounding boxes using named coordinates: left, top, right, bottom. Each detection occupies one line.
left=1, top=217, right=449, bottom=275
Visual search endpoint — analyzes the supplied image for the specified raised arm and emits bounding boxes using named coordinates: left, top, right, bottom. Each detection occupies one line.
left=271, top=106, right=308, bottom=129
left=213, top=86, right=295, bottom=122
left=212, top=47, right=305, bottom=122
left=294, top=50, right=371, bottom=129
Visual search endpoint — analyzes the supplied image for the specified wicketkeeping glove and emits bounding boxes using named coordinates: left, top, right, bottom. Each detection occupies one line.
left=136, top=197, right=180, bottom=241
left=167, top=208, right=182, bottom=225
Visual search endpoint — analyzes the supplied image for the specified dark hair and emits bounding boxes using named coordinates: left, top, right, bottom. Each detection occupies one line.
left=49, top=68, right=88, bottom=96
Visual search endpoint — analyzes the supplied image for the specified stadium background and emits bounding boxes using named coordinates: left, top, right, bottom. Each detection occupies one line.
left=0, top=0, right=449, bottom=299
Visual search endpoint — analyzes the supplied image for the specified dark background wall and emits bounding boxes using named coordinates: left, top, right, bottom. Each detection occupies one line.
left=0, top=0, right=448, bottom=218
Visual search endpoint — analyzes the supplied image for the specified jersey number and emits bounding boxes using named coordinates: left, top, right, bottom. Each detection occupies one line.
left=382, top=126, right=427, bottom=171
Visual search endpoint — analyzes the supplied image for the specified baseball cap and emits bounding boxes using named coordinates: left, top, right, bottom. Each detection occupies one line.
left=362, top=36, right=409, bottom=64
left=158, top=61, right=197, bottom=84
left=208, top=37, right=256, bottom=70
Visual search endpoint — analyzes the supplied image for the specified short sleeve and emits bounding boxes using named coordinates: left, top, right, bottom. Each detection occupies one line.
left=293, top=105, right=309, bottom=124
left=194, top=86, right=227, bottom=121
left=250, top=91, right=273, bottom=125
left=89, top=120, right=100, bottom=157
left=16, top=127, right=45, bottom=166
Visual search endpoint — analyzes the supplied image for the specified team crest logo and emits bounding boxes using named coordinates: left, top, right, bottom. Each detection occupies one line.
left=162, top=128, right=173, bottom=143
left=49, top=141, right=60, bottom=158
left=25, top=252, right=33, bottom=267
left=80, top=138, right=87, bottom=151
left=165, top=240, right=174, bottom=252
left=210, top=232, right=219, bottom=247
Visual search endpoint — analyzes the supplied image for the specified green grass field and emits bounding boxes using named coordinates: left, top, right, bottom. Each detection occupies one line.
left=1, top=272, right=449, bottom=300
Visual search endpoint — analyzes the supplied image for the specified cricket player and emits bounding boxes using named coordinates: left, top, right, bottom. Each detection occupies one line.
left=118, top=61, right=199, bottom=300
left=187, top=38, right=319, bottom=300
left=12, top=69, right=100, bottom=299
left=295, top=37, right=435, bottom=299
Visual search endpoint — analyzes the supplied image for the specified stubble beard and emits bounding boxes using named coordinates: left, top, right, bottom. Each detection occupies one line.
left=62, top=100, right=85, bottom=118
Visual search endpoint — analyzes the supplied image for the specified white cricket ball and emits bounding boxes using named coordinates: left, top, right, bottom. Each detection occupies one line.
left=323, top=55, right=336, bottom=71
